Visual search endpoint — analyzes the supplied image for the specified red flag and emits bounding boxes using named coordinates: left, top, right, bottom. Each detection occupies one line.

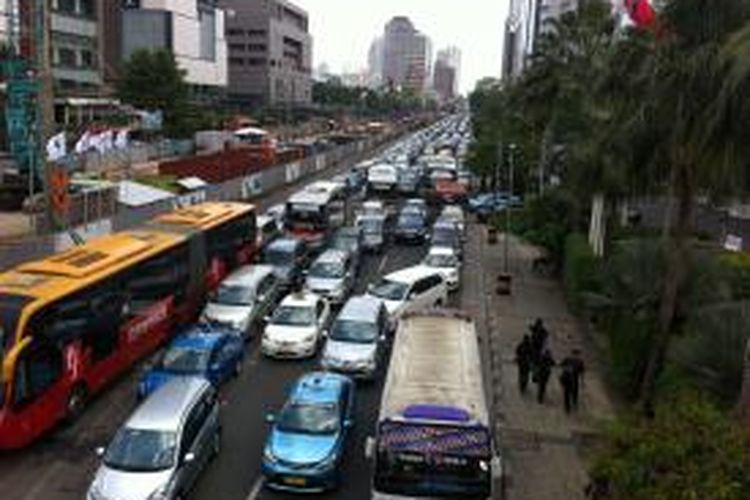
left=624, top=0, right=656, bottom=28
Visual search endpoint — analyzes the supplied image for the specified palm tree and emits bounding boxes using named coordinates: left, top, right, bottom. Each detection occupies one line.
left=625, top=0, right=750, bottom=414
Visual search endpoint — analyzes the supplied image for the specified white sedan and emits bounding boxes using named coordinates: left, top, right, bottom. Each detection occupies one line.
left=262, top=291, right=331, bottom=359
left=422, top=246, right=462, bottom=291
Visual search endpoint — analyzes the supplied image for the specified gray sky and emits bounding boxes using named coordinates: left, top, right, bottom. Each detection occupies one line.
left=291, top=0, right=509, bottom=94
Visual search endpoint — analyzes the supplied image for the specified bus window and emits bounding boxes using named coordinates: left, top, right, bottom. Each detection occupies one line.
left=13, top=342, right=63, bottom=409
left=126, top=246, right=190, bottom=315
left=0, top=294, right=34, bottom=355
left=207, top=214, right=256, bottom=265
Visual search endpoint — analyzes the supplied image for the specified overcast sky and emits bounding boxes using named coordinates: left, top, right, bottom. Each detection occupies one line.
left=290, top=0, right=510, bottom=94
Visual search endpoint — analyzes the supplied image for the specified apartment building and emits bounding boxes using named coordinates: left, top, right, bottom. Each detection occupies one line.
left=120, top=0, right=228, bottom=98
left=382, top=16, right=432, bottom=95
left=219, top=0, right=312, bottom=107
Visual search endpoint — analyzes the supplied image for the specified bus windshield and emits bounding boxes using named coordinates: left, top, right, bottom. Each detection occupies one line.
left=287, top=204, right=325, bottom=230
left=374, top=420, right=492, bottom=498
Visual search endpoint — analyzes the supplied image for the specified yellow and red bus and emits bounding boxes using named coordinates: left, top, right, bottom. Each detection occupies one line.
left=0, top=202, right=256, bottom=449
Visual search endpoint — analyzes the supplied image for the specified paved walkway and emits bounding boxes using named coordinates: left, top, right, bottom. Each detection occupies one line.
left=468, top=225, right=615, bottom=500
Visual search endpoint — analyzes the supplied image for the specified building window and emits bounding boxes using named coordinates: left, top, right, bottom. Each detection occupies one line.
left=229, top=43, right=245, bottom=52
left=248, top=58, right=266, bottom=67
left=81, top=50, right=94, bottom=68
left=56, top=0, right=76, bottom=15
left=248, top=29, right=267, bottom=37
left=229, top=57, right=245, bottom=66
left=227, top=28, right=244, bottom=36
left=247, top=43, right=267, bottom=52
left=58, top=48, right=76, bottom=68
left=79, top=0, right=95, bottom=18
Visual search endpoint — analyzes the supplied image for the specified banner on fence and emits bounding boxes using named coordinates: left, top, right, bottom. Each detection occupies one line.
left=285, top=162, right=302, bottom=183
left=242, top=173, right=264, bottom=199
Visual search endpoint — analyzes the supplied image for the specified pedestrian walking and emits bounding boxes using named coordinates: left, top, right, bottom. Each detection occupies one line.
left=529, top=318, right=549, bottom=365
left=514, top=335, right=533, bottom=394
left=533, top=349, right=555, bottom=404
left=560, top=349, right=585, bottom=413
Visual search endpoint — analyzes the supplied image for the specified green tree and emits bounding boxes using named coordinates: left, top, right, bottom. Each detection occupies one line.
left=590, top=393, right=750, bottom=499
left=624, top=0, right=750, bottom=414
left=117, top=49, right=189, bottom=136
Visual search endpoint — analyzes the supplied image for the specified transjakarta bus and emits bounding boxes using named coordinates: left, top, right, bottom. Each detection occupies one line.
left=285, top=181, right=346, bottom=251
left=0, top=202, right=256, bottom=449
left=368, top=310, right=501, bottom=499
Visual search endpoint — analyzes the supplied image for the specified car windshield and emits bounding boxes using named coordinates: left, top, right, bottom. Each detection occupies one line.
left=273, top=306, right=315, bottom=326
left=425, top=254, right=458, bottom=268
left=103, top=429, right=177, bottom=472
left=160, top=346, right=211, bottom=373
left=331, top=319, right=378, bottom=343
left=277, top=402, right=339, bottom=435
left=370, top=278, right=408, bottom=301
left=398, top=215, right=423, bottom=228
left=433, top=229, right=457, bottom=245
left=264, top=248, right=293, bottom=266
left=213, top=284, right=254, bottom=306
left=310, top=260, right=345, bottom=279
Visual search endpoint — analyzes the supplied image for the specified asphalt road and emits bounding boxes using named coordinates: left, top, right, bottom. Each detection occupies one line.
left=191, top=233, right=428, bottom=500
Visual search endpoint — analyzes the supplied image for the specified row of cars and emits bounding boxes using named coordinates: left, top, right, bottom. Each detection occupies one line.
left=86, top=116, right=471, bottom=500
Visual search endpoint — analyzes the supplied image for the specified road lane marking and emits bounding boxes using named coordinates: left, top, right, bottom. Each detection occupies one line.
left=246, top=476, right=265, bottom=500
left=376, top=253, right=389, bottom=275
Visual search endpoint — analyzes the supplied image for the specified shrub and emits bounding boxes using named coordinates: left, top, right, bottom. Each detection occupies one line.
left=563, top=233, right=602, bottom=313
left=589, top=392, right=750, bottom=500
left=721, top=252, right=750, bottom=300
left=509, top=189, right=577, bottom=263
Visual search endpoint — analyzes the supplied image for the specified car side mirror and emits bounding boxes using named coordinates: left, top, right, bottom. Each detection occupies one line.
left=95, top=446, right=105, bottom=458
left=265, top=413, right=276, bottom=424
left=322, top=330, right=329, bottom=338
left=344, top=419, right=354, bottom=429
left=183, top=452, right=196, bottom=465
left=379, top=334, right=387, bottom=343
left=367, top=284, right=375, bottom=293
left=263, top=316, right=272, bottom=324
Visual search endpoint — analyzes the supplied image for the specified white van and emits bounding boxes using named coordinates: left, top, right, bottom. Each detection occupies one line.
left=366, top=266, right=448, bottom=322
left=367, top=164, right=399, bottom=194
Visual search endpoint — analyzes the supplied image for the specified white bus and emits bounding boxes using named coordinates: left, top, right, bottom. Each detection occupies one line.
left=368, top=310, right=501, bottom=499
left=285, top=181, right=347, bottom=251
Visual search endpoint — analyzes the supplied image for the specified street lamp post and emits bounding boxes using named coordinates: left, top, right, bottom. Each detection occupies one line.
left=504, top=143, right=517, bottom=274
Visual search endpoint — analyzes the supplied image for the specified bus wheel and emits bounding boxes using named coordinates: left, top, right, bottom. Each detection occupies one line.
left=66, top=384, right=88, bottom=422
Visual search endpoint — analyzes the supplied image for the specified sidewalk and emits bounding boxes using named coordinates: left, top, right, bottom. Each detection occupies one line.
left=468, top=225, right=615, bottom=500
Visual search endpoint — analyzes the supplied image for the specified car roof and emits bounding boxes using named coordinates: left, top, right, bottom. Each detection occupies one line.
left=171, top=333, right=224, bottom=351
left=434, top=218, right=458, bottom=229
left=266, top=237, right=300, bottom=252
left=126, top=378, right=210, bottom=432
left=314, top=249, right=349, bottom=264
left=385, top=265, right=443, bottom=284
left=338, top=295, right=382, bottom=322
left=291, top=372, right=348, bottom=405
left=280, top=290, right=320, bottom=307
left=222, top=265, right=275, bottom=287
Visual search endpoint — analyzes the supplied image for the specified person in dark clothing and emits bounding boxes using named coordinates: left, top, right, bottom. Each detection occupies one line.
left=534, top=349, right=555, bottom=404
left=560, top=349, right=586, bottom=413
left=529, top=318, right=549, bottom=365
left=515, top=335, right=534, bottom=394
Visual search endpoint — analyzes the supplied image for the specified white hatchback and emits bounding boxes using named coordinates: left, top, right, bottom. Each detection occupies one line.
left=422, top=246, right=461, bottom=291
left=261, top=291, right=331, bottom=359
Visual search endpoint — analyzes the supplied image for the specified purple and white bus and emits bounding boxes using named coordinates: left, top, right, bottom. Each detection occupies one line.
left=367, top=310, right=502, bottom=499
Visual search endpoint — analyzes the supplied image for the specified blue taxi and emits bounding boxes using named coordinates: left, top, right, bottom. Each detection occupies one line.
left=262, top=372, right=355, bottom=492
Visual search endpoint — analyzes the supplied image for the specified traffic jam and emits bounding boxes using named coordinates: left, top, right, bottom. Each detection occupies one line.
left=0, top=115, right=506, bottom=500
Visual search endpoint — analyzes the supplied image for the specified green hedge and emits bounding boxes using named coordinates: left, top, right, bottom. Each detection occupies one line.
left=721, top=252, right=750, bottom=300
left=563, top=233, right=602, bottom=313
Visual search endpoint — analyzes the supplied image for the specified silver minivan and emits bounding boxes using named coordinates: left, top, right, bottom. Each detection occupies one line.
left=321, top=296, right=389, bottom=379
left=88, top=378, right=220, bottom=500
left=202, top=265, right=282, bottom=338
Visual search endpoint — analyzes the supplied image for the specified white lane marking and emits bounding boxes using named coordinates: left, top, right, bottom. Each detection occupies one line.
left=245, top=476, right=265, bottom=500
left=376, top=254, right=389, bottom=275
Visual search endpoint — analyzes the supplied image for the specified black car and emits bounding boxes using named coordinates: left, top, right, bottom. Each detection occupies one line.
left=262, top=237, right=309, bottom=290
left=430, top=219, right=463, bottom=259
left=394, top=209, right=428, bottom=244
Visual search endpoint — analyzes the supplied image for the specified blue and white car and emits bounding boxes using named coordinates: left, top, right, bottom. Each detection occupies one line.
left=137, top=331, right=244, bottom=400
left=262, top=372, right=355, bottom=492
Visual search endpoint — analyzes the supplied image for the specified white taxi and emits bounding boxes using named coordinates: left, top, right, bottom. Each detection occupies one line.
left=261, top=291, right=331, bottom=359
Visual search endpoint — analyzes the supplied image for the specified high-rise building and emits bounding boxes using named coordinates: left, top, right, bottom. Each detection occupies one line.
left=502, top=0, right=539, bottom=80
left=50, top=0, right=103, bottom=97
left=0, top=0, right=10, bottom=46
left=120, top=0, right=228, bottom=100
left=434, top=46, right=461, bottom=100
left=219, top=0, right=312, bottom=107
left=382, top=16, right=432, bottom=95
left=367, top=36, right=384, bottom=88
